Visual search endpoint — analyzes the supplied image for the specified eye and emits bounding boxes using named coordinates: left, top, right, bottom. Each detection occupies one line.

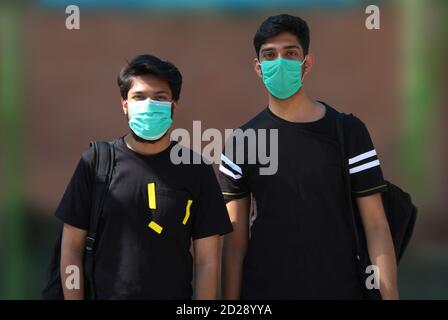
left=263, top=52, right=276, bottom=60
left=134, top=95, right=146, bottom=101
left=155, top=95, right=169, bottom=102
left=286, top=51, right=298, bottom=57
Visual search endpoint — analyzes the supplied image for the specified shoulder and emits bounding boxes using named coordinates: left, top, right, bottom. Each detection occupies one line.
left=340, top=112, right=369, bottom=135
left=79, top=139, right=118, bottom=171
left=224, top=108, right=273, bottom=146
left=171, top=142, right=215, bottom=176
left=80, top=139, right=118, bottom=164
left=239, top=108, right=271, bottom=131
left=79, top=143, right=96, bottom=167
left=221, top=108, right=269, bottom=154
left=323, top=100, right=365, bottom=129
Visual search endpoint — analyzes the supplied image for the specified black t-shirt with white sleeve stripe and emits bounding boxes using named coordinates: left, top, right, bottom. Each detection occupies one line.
left=218, top=102, right=387, bottom=299
left=345, top=115, right=387, bottom=197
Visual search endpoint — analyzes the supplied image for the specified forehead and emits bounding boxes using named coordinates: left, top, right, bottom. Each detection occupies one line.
left=128, top=74, right=171, bottom=94
left=260, top=32, right=302, bottom=51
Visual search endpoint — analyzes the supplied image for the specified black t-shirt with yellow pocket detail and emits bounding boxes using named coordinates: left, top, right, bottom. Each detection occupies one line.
left=55, top=137, right=232, bottom=299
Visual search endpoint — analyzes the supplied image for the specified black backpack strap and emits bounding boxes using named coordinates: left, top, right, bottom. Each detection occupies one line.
left=84, top=141, right=115, bottom=299
left=335, top=114, right=363, bottom=267
left=336, top=113, right=383, bottom=300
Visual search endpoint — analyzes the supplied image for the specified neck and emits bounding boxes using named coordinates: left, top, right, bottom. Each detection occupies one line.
left=268, top=89, right=325, bottom=123
left=124, top=132, right=171, bottom=155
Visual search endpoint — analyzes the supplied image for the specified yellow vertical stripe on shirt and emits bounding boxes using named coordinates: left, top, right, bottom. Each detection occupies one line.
left=182, top=200, right=193, bottom=225
left=148, top=182, right=156, bottom=209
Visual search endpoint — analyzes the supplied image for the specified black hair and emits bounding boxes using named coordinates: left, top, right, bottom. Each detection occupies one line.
left=117, top=54, right=182, bottom=101
left=253, top=14, right=310, bottom=57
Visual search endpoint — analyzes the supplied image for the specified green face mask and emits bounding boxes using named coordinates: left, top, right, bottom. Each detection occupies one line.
left=260, top=57, right=306, bottom=100
left=127, top=98, right=173, bottom=141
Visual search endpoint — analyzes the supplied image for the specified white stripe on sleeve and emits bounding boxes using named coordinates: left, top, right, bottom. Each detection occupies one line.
left=219, top=164, right=242, bottom=180
left=220, top=154, right=242, bottom=174
left=349, top=159, right=380, bottom=174
left=348, top=149, right=377, bottom=165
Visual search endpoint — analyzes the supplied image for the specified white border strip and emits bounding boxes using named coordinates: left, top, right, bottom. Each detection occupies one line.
left=349, top=160, right=380, bottom=174
left=219, top=164, right=242, bottom=180
left=348, top=149, right=377, bottom=165
left=221, top=154, right=242, bottom=174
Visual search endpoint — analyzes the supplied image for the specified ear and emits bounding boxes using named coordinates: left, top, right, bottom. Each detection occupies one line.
left=121, top=97, right=128, bottom=116
left=253, top=57, right=262, bottom=79
left=302, top=53, right=314, bottom=79
left=171, top=101, right=178, bottom=111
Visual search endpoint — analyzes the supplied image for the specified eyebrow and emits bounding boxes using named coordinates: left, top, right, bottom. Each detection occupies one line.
left=154, top=90, right=169, bottom=95
left=130, top=90, right=169, bottom=96
left=130, top=91, right=146, bottom=95
left=260, top=45, right=301, bottom=53
left=260, top=47, right=275, bottom=53
left=283, top=45, right=301, bottom=50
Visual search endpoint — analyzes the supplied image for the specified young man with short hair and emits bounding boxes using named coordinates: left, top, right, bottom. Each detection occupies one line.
left=220, top=14, right=398, bottom=300
left=57, top=54, right=232, bottom=299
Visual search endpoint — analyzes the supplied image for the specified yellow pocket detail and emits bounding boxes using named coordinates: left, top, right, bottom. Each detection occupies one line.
left=148, top=221, right=163, bottom=234
left=182, top=200, right=193, bottom=225
left=148, top=182, right=156, bottom=209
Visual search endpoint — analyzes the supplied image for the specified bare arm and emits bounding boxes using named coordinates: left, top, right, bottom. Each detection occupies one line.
left=194, top=234, right=220, bottom=300
left=221, top=196, right=251, bottom=300
left=60, top=223, right=87, bottom=300
left=357, top=193, right=399, bottom=300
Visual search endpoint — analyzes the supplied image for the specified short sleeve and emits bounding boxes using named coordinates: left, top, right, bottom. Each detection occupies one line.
left=55, top=147, right=95, bottom=230
left=218, top=134, right=251, bottom=202
left=191, top=164, right=233, bottom=240
left=345, top=115, right=387, bottom=197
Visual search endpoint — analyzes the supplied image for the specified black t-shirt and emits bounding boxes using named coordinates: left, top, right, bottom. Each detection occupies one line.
left=218, top=102, right=387, bottom=299
left=56, top=137, right=233, bottom=299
